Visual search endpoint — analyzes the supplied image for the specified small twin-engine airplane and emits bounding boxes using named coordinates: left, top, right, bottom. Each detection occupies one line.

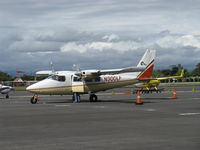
left=26, top=49, right=156, bottom=104
left=0, top=84, right=14, bottom=98
left=134, top=69, right=184, bottom=92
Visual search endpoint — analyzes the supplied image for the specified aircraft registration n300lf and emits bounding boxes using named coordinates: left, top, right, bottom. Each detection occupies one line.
left=26, top=49, right=156, bottom=104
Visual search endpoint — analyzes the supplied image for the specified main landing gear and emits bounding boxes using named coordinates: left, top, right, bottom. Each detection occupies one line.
left=30, top=95, right=39, bottom=104
left=72, top=93, right=98, bottom=103
left=30, top=94, right=98, bottom=104
left=89, top=94, right=98, bottom=102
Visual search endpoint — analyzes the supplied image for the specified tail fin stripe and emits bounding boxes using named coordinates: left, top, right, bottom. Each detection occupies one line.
left=137, top=60, right=154, bottom=79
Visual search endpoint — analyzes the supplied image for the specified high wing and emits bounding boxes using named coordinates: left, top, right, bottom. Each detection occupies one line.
left=36, top=67, right=145, bottom=79
left=81, top=49, right=156, bottom=79
left=35, top=49, right=155, bottom=80
left=36, top=70, right=54, bottom=76
left=80, top=66, right=145, bottom=79
left=99, top=66, right=146, bottom=74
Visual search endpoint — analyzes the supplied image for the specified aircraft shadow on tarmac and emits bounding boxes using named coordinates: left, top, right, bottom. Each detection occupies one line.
left=43, top=97, right=172, bottom=104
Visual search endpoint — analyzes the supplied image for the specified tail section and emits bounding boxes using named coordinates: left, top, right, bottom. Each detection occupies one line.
left=137, top=49, right=156, bottom=79
left=180, top=69, right=184, bottom=78
left=156, top=69, right=184, bottom=80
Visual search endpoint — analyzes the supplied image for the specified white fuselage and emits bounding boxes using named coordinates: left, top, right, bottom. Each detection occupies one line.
left=26, top=49, right=156, bottom=96
left=26, top=71, right=140, bottom=95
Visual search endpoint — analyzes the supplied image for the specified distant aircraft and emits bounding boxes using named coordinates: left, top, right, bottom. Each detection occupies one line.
left=134, top=69, right=184, bottom=92
left=26, top=49, right=156, bottom=104
left=0, top=84, right=14, bottom=98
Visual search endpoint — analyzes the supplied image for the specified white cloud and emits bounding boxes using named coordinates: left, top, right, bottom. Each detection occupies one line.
left=88, top=42, right=113, bottom=51
left=176, top=35, right=200, bottom=49
left=156, top=35, right=200, bottom=49
left=60, top=42, right=113, bottom=53
left=102, top=34, right=119, bottom=41
left=60, top=40, right=139, bottom=53
left=155, top=36, right=178, bottom=48
left=8, top=40, right=61, bottom=52
left=1, top=0, right=200, bottom=72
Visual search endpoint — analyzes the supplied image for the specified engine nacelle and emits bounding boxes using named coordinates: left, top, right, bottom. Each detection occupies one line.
left=81, top=70, right=100, bottom=78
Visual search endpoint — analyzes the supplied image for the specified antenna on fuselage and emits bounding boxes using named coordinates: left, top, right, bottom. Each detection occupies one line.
left=72, top=64, right=81, bottom=72
left=50, top=61, right=55, bottom=73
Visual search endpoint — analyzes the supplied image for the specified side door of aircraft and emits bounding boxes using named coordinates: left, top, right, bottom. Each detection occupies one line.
left=71, top=75, right=85, bottom=93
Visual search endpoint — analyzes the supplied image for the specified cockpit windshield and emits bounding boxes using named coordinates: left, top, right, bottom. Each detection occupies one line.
left=48, top=75, right=66, bottom=82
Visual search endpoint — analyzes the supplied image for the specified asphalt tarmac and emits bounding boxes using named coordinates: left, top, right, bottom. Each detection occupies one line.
left=0, top=85, right=200, bottom=150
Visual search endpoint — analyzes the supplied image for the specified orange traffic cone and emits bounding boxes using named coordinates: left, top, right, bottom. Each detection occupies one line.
left=135, top=91, right=143, bottom=105
left=172, top=89, right=177, bottom=99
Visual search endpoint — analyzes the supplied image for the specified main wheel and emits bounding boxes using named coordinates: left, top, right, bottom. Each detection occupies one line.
left=6, top=94, right=9, bottom=99
left=30, top=96, right=38, bottom=104
left=89, top=94, right=98, bottom=102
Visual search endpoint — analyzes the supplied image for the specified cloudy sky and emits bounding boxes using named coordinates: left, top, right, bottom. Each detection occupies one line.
left=0, top=0, right=200, bottom=74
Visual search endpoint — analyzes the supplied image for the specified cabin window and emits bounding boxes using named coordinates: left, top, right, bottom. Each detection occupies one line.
left=50, top=75, right=57, bottom=80
left=85, top=78, right=92, bottom=82
left=73, top=76, right=81, bottom=82
left=94, top=77, right=101, bottom=82
left=85, top=77, right=101, bottom=82
left=50, top=75, right=65, bottom=82
left=57, top=76, right=66, bottom=82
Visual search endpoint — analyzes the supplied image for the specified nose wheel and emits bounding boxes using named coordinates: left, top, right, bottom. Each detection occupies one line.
left=30, top=95, right=39, bottom=104
left=89, top=94, right=98, bottom=102
left=6, top=94, right=9, bottom=99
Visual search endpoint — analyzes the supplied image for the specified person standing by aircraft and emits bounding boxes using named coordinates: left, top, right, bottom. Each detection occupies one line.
left=73, top=93, right=80, bottom=102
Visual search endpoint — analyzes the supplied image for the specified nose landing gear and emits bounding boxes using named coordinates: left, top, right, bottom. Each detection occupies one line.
left=30, top=95, right=39, bottom=104
left=6, top=94, right=9, bottom=99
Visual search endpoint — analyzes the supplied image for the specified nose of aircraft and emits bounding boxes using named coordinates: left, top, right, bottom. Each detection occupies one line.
left=10, top=86, right=15, bottom=91
left=26, top=79, right=55, bottom=93
left=26, top=80, right=48, bottom=93
left=26, top=84, right=34, bottom=92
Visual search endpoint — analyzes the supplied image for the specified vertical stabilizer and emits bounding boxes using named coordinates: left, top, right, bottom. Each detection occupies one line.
left=137, top=49, right=156, bottom=79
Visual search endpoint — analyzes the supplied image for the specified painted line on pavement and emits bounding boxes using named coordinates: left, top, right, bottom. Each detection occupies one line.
left=179, top=112, right=200, bottom=116
left=94, top=106, right=106, bottom=108
left=55, top=104, right=71, bottom=107
left=145, top=108, right=156, bottom=112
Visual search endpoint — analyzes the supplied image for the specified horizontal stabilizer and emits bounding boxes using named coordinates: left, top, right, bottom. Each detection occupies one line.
left=36, top=70, right=53, bottom=76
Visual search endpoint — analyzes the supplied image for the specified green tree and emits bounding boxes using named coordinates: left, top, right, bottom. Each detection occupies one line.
left=171, top=66, right=179, bottom=75
left=0, top=72, right=13, bottom=81
left=21, top=74, right=35, bottom=81
left=161, top=69, right=171, bottom=76
left=191, top=62, right=200, bottom=76
left=153, top=70, right=164, bottom=77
